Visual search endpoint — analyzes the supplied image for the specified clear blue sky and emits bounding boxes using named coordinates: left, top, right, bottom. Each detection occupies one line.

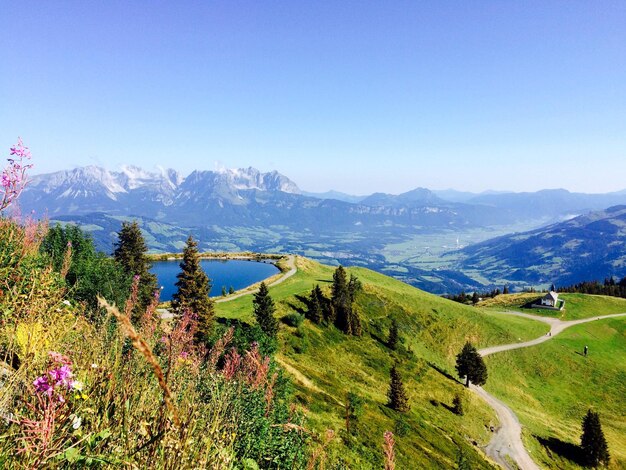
left=1, top=1, right=625, bottom=194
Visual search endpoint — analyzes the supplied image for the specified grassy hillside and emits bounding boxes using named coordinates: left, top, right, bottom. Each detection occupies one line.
left=478, top=292, right=626, bottom=320
left=216, top=257, right=549, bottom=468
left=485, top=317, right=626, bottom=469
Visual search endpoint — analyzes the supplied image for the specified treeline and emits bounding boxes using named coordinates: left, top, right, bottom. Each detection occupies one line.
left=444, top=285, right=510, bottom=305
left=558, top=277, right=626, bottom=299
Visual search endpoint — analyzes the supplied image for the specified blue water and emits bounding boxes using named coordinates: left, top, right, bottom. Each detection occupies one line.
left=151, top=259, right=279, bottom=301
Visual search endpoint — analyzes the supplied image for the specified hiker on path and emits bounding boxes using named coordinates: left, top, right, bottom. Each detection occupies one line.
left=584, top=345, right=588, bottom=357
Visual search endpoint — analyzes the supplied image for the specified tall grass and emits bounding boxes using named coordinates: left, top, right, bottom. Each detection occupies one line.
left=0, top=219, right=309, bottom=468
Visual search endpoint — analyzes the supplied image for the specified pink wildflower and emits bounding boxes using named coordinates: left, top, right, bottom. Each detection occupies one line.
left=33, top=376, right=53, bottom=396
left=49, top=365, right=73, bottom=389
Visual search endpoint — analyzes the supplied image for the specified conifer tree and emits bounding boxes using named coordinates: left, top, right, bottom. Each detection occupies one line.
left=503, top=285, right=509, bottom=295
left=171, top=235, right=214, bottom=342
left=332, top=266, right=362, bottom=335
left=387, top=363, right=410, bottom=412
left=455, top=342, right=488, bottom=387
left=307, top=286, right=323, bottom=324
left=471, top=292, right=479, bottom=305
left=581, top=409, right=610, bottom=467
left=113, top=221, right=158, bottom=322
left=388, top=318, right=399, bottom=350
left=253, top=282, right=278, bottom=339
left=311, top=284, right=333, bottom=323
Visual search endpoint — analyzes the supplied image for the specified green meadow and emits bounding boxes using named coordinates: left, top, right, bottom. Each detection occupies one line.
left=216, top=257, right=550, bottom=468
left=485, top=317, right=626, bottom=469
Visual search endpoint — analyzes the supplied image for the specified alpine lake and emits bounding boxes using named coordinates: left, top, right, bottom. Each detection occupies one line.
left=151, top=258, right=280, bottom=301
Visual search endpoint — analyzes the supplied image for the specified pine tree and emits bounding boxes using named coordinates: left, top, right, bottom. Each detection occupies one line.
left=387, top=363, right=410, bottom=412
left=455, top=342, right=488, bottom=387
left=311, top=284, right=333, bottom=323
left=471, top=292, right=479, bottom=305
left=253, top=282, right=278, bottom=339
left=113, top=221, right=158, bottom=322
left=307, top=286, right=323, bottom=324
left=332, top=266, right=362, bottom=335
left=581, top=409, right=610, bottom=467
left=388, top=318, right=399, bottom=350
left=171, top=235, right=214, bottom=343
left=503, top=285, right=509, bottom=295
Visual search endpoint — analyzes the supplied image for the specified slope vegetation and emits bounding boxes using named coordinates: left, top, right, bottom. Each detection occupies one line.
left=216, top=257, right=549, bottom=468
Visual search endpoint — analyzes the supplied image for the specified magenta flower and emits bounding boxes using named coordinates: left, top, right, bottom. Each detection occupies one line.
left=33, top=376, right=53, bottom=396
left=9, top=138, right=31, bottom=159
left=49, top=365, right=74, bottom=389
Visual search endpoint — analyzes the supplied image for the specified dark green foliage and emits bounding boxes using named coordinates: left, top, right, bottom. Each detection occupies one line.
left=388, top=318, right=399, bottom=350
left=113, top=221, right=158, bottom=322
left=172, top=235, right=215, bottom=343
left=455, top=342, right=488, bottom=387
left=307, top=285, right=324, bottom=324
left=308, top=284, right=332, bottom=324
left=345, top=391, right=364, bottom=436
left=503, top=285, right=510, bottom=295
left=471, top=292, right=479, bottom=305
left=581, top=409, right=610, bottom=467
left=196, top=362, right=307, bottom=468
left=387, top=363, right=410, bottom=412
left=229, top=285, right=235, bottom=295
left=221, top=286, right=227, bottom=297
left=282, top=312, right=304, bottom=328
left=452, top=393, right=464, bottom=416
left=332, top=266, right=362, bottom=336
left=253, top=282, right=279, bottom=339
left=41, top=224, right=130, bottom=317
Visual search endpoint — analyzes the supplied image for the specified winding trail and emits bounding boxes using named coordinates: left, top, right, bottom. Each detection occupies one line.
left=214, top=254, right=297, bottom=303
left=473, top=311, right=626, bottom=470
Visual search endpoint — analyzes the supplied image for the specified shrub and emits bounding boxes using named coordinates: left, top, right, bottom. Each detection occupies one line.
left=282, top=312, right=305, bottom=328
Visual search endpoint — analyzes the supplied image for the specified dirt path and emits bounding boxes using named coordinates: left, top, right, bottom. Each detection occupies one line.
left=474, top=311, right=626, bottom=469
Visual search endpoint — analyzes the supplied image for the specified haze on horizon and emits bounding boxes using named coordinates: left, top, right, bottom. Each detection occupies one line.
left=2, top=1, right=625, bottom=195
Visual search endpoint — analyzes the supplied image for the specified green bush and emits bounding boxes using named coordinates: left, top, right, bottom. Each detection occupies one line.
left=282, top=312, right=304, bottom=328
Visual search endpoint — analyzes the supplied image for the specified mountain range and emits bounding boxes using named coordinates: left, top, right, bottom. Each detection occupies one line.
left=17, top=165, right=626, bottom=292
left=455, top=205, right=626, bottom=287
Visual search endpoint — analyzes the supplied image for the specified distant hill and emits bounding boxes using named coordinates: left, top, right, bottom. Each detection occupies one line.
left=456, top=205, right=626, bottom=287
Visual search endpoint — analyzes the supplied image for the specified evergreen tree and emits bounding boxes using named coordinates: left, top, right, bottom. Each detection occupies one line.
left=332, top=266, right=362, bottom=335
left=455, top=342, right=488, bottom=387
left=307, top=286, right=323, bottom=324
left=229, top=285, right=235, bottom=295
left=311, top=284, right=333, bottom=323
left=471, top=292, right=479, bottom=305
left=387, top=363, right=410, bottom=412
left=171, top=235, right=214, bottom=343
left=388, top=318, right=399, bottom=350
left=113, top=221, right=158, bottom=322
left=503, top=285, right=509, bottom=295
left=253, top=282, right=278, bottom=339
left=581, top=409, right=610, bottom=467
left=221, top=286, right=227, bottom=297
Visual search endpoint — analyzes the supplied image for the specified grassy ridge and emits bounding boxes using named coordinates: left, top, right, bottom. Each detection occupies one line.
left=479, top=292, right=626, bottom=320
left=216, top=257, right=550, bottom=468
left=485, top=318, right=626, bottom=469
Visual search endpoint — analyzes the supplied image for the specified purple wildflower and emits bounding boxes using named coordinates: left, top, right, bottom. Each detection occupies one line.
left=33, top=376, right=53, bottom=396
left=49, top=365, right=74, bottom=389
